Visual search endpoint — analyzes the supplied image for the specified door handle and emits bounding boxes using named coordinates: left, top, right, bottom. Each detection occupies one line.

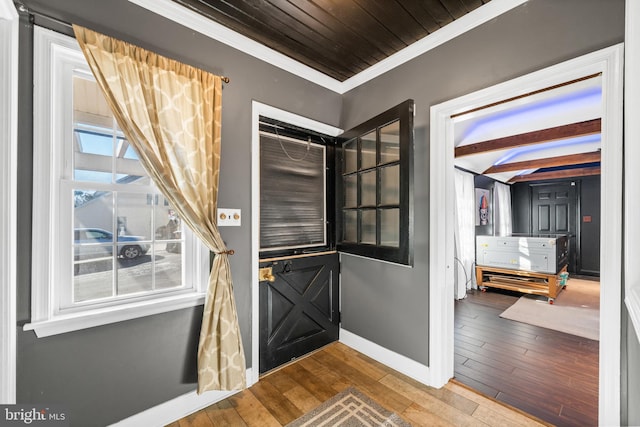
left=259, top=266, right=275, bottom=282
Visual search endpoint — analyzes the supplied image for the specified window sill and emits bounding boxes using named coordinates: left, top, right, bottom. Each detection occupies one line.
left=24, top=292, right=205, bottom=338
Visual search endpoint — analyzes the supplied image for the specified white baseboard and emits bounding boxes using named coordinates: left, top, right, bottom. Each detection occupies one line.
left=110, top=368, right=253, bottom=427
left=339, top=329, right=431, bottom=385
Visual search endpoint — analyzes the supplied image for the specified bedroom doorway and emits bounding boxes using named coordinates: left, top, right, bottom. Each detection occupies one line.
left=430, top=44, right=623, bottom=426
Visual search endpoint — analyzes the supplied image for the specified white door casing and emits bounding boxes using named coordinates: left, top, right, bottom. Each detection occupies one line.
left=429, top=44, right=623, bottom=426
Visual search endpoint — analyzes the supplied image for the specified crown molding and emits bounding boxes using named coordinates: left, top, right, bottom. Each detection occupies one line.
left=128, top=0, right=527, bottom=95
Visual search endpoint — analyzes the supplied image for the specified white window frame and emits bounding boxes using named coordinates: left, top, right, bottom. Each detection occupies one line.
left=25, top=27, right=208, bottom=338
left=0, top=0, right=18, bottom=405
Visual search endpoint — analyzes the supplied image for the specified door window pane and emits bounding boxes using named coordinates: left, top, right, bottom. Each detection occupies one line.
left=344, top=175, right=357, bottom=208
left=343, top=139, right=357, bottom=173
left=360, top=210, right=376, bottom=244
left=343, top=211, right=357, bottom=242
left=361, top=131, right=377, bottom=169
left=380, top=208, right=400, bottom=247
left=380, top=120, right=400, bottom=164
left=380, top=165, right=399, bottom=205
left=360, top=170, right=377, bottom=206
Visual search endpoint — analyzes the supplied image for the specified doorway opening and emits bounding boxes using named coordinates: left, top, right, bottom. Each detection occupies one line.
left=429, top=44, right=623, bottom=425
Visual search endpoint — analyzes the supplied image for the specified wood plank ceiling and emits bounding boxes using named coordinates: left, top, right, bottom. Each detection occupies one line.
left=171, top=0, right=490, bottom=81
left=168, top=0, right=600, bottom=182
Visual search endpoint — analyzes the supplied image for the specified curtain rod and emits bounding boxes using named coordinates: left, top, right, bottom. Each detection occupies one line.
left=15, top=2, right=231, bottom=84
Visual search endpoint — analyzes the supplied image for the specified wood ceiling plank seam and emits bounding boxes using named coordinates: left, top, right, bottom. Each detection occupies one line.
left=213, top=0, right=362, bottom=77
left=398, top=1, right=444, bottom=34
left=459, top=0, right=486, bottom=13
left=267, top=0, right=379, bottom=68
left=454, top=119, right=602, bottom=158
left=352, top=0, right=427, bottom=45
left=175, top=0, right=355, bottom=79
left=232, top=1, right=372, bottom=76
left=439, top=0, right=471, bottom=20
left=279, top=0, right=389, bottom=64
left=421, top=0, right=456, bottom=27
left=483, top=151, right=602, bottom=175
left=309, top=0, right=406, bottom=55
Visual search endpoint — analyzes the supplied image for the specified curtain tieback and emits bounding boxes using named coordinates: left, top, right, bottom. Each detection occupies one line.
left=216, top=249, right=235, bottom=255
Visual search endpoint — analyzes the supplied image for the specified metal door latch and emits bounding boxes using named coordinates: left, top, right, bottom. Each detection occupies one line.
left=259, top=266, right=275, bottom=282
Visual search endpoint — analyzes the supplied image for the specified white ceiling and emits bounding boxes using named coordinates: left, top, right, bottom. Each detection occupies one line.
left=453, top=75, right=602, bottom=183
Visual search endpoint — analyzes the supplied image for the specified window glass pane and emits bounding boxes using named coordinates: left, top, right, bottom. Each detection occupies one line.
left=116, top=192, right=152, bottom=244
left=74, top=256, right=114, bottom=302
left=360, top=170, right=377, bottom=207
left=74, top=131, right=115, bottom=182
left=343, top=210, right=357, bottom=242
left=360, top=209, right=376, bottom=244
left=380, top=120, right=400, bottom=164
left=380, top=208, right=400, bottom=247
left=74, top=190, right=114, bottom=233
left=380, top=165, right=400, bottom=205
left=344, top=175, right=357, bottom=208
left=152, top=240, right=183, bottom=290
left=73, top=212, right=116, bottom=303
left=361, top=131, right=377, bottom=169
left=343, top=138, right=357, bottom=173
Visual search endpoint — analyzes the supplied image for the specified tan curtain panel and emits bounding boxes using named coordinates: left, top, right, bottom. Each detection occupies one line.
left=73, top=25, right=246, bottom=392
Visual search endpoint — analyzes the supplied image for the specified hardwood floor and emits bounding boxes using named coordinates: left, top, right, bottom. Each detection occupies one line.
left=168, top=342, right=548, bottom=427
left=454, top=288, right=599, bottom=427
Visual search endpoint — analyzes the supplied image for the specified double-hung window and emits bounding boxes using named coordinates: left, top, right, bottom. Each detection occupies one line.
left=27, top=27, right=208, bottom=337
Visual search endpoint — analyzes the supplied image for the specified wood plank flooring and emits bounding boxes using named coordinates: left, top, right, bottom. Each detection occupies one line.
left=168, top=342, right=548, bottom=427
left=454, top=288, right=599, bottom=427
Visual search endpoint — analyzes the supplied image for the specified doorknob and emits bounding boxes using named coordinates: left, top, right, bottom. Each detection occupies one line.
left=259, top=266, right=275, bottom=282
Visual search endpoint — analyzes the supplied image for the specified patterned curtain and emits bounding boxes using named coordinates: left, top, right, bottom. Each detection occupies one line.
left=73, top=25, right=246, bottom=392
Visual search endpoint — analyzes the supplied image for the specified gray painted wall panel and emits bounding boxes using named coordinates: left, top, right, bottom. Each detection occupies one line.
left=339, top=0, right=623, bottom=366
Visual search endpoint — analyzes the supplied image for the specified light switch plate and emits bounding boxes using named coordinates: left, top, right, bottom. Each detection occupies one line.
left=217, top=208, right=241, bottom=226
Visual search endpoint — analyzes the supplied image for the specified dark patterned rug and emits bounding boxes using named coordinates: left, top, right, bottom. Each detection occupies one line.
left=286, top=387, right=411, bottom=427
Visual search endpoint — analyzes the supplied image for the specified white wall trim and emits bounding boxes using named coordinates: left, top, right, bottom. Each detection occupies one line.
left=429, top=44, right=623, bottom=426
left=251, top=101, right=342, bottom=386
left=109, top=368, right=252, bottom=427
left=128, top=0, right=527, bottom=95
left=340, top=329, right=430, bottom=385
left=0, top=0, right=18, bottom=405
left=624, top=0, right=640, bottom=339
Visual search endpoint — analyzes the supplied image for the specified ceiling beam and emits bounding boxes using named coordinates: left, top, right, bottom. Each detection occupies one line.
left=508, top=166, right=601, bottom=183
left=483, top=150, right=601, bottom=174
left=454, top=118, right=601, bottom=158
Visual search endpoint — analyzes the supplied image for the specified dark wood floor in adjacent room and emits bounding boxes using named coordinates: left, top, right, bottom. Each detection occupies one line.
left=454, top=288, right=599, bottom=427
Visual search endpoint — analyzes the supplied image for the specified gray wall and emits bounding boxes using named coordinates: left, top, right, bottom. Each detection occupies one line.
left=339, top=0, right=623, bottom=366
left=625, top=312, right=640, bottom=426
left=16, top=0, right=341, bottom=425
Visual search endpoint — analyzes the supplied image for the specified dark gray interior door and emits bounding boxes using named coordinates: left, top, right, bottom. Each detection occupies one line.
left=531, top=182, right=578, bottom=272
left=259, top=252, right=339, bottom=373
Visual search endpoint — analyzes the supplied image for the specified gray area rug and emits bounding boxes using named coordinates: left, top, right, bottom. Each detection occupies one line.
left=499, top=278, right=600, bottom=341
left=286, top=387, right=411, bottom=427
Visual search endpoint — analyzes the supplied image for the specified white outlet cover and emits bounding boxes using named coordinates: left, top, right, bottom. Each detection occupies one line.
left=217, top=208, right=241, bottom=226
